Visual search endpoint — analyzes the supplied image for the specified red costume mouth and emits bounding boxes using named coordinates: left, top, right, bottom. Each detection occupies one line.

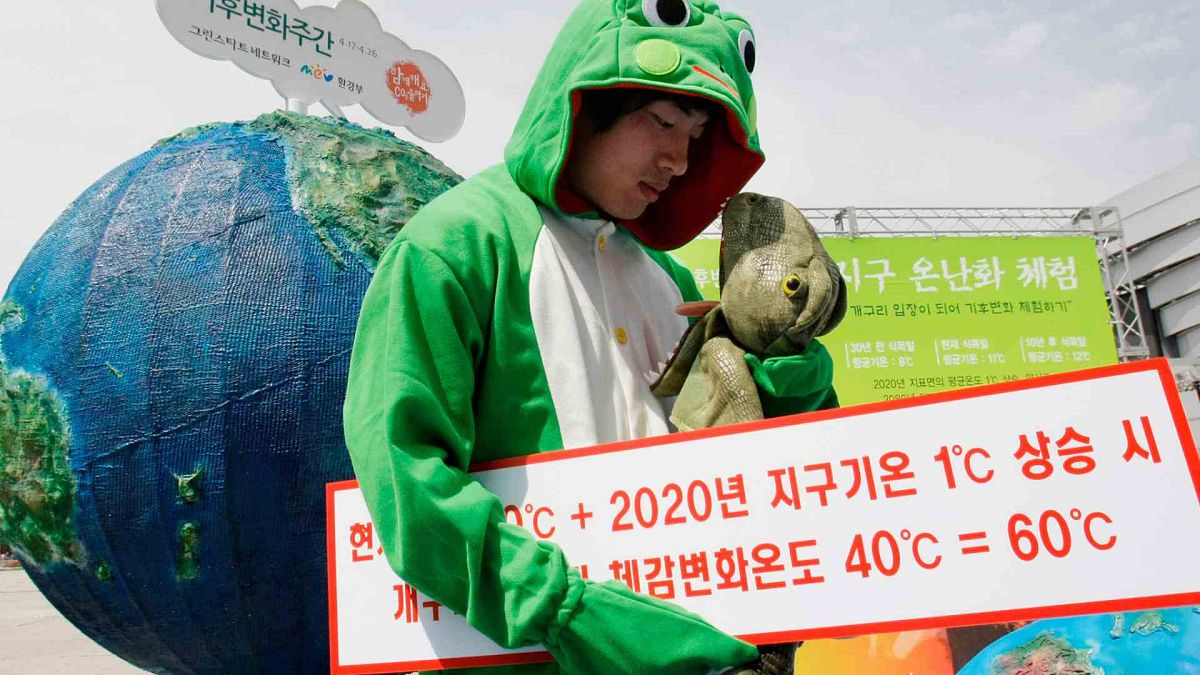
left=691, top=65, right=739, bottom=97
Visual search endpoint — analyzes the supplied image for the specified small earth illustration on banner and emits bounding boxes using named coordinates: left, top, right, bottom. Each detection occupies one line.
left=0, top=111, right=461, bottom=672
left=960, top=609, right=1200, bottom=674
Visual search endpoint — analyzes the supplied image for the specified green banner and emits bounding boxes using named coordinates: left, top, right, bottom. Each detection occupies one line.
left=669, top=236, right=1119, bottom=406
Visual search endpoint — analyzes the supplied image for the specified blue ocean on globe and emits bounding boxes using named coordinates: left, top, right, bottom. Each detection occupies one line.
left=0, top=111, right=461, bottom=672
left=960, top=608, right=1200, bottom=674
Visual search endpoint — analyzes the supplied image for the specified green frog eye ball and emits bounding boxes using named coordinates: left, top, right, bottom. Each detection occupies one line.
left=643, top=0, right=690, bottom=27
left=738, top=29, right=756, bottom=73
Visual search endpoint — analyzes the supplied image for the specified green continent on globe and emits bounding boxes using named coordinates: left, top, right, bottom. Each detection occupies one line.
left=158, top=111, right=464, bottom=268
left=1128, top=610, right=1180, bottom=636
left=0, top=300, right=84, bottom=566
left=176, top=522, right=200, bottom=581
left=991, top=632, right=1100, bottom=675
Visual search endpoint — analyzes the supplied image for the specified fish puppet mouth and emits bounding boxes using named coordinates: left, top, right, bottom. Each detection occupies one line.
left=649, top=192, right=848, bottom=386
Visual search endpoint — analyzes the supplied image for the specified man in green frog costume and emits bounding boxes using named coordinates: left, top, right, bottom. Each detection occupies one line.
left=343, top=0, right=839, bottom=672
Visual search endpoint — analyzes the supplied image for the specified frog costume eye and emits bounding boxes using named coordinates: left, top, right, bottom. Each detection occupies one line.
left=642, top=0, right=691, bottom=27
left=738, top=29, right=756, bottom=73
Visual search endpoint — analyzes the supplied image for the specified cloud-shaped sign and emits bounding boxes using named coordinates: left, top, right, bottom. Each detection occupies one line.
left=157, top=0, right=465, bottom=142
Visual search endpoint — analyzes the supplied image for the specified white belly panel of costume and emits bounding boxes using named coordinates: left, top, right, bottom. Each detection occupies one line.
left=529, top=208, right=689, bottom=449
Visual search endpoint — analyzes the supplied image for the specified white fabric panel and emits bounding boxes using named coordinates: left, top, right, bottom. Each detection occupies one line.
left=529, top=208, right=689, bottom=449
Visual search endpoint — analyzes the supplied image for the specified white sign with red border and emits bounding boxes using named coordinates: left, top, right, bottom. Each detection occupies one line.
left=327, top=359, right=1200, bottom=673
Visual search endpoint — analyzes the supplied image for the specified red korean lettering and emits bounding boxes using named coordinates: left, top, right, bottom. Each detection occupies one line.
left=608, top=558, right=641, bottom=592
left=643, top=555, right=677, bottom=600
left=393, top=583, right=418, bottom=623
left=391, top=583, right=443, bottom=624
left=678, top=551, right=713, bottom=597
left=878, top=451, right=917, bottom=498
left=713, top=547, right=750, bottom=592
left=840, top=456, right=879, bottom=500
left=715, top=474, right=749, bottom=518
left=767, top=466, right=801, bottom=510
left=1054, top=426, right=1095, bottom=475
left=787, top=539, right=825, bottom=585
left=749, top=543, right=787, bottom=590
left=1014, top=431, right=1053, bottom=480
left=422, top=599, right=443, bottom=622
left=349, top=522, right=375, bottom=562
left=803, top=462, right=837, bottom=506
left=1122, top=416, right=1161, bottom=464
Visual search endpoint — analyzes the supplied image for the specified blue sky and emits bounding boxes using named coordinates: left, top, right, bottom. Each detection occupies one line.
left=1, top=1, right=1197, bottom=289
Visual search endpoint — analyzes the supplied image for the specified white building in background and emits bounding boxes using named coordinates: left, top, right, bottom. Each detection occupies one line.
left=1103, top=159, right=1200, bottom=440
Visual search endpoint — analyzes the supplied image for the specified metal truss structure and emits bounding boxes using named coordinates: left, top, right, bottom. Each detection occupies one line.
left=700, top=206, right=1151, bottom=360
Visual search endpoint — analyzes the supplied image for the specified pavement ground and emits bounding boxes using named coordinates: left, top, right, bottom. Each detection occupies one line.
left=0, top=566, right=142, bottom=673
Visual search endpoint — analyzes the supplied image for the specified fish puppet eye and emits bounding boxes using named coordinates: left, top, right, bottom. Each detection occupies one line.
left=781, top=274, right=803, bottom=297
left=738, top=29, right=756, bottom=73
left=643, top=0, right=690, bottom=27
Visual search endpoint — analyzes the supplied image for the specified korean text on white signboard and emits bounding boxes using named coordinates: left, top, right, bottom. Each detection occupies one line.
left=157, top=0, right=465, bottom=141
left=327, top=359, right=1200, bottom=673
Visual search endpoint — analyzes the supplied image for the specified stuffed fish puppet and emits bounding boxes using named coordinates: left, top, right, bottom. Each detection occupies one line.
left=650, top=192, right=845, bottom=674
left=649, top=192, right=847, bottom=432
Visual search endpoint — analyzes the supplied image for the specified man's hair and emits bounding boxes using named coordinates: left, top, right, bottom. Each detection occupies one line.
left=579, top=88, right=722, bottom=133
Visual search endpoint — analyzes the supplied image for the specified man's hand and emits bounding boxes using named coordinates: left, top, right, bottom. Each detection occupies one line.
left=722, top=642, right=797, bottom=675
left=544, top=575, right=758, bottom=675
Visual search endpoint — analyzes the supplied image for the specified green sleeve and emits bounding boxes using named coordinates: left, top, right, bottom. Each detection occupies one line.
left=745, top=339, right=841, bottom=417
left=344, top=239, right=572, bottom=647
left=343, top=239, right=757, bottom=672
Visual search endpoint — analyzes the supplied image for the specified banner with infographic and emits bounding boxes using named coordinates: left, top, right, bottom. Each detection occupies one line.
left=669, top=236, right=1119, bottom=407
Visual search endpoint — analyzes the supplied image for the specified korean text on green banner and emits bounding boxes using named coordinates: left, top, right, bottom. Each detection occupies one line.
left=669, top=236, right=1118, bottom=406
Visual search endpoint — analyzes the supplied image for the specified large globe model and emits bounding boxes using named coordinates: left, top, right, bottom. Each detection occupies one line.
left=959, top=610, right=1200, bottom=673
left=0, top=111, right=462, bottom=672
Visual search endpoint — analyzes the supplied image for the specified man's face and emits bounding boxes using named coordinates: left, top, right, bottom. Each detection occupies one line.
left=565, top=99, right=710, bottom=220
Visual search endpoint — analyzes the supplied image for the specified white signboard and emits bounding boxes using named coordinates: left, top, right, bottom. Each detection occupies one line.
left=327, top=359, right=1200, bottom=673
left=157, top=0, right=465, bottom=141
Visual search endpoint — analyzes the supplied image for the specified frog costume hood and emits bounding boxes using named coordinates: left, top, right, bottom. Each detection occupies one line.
left=504, top=0, right=763, bottom=250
